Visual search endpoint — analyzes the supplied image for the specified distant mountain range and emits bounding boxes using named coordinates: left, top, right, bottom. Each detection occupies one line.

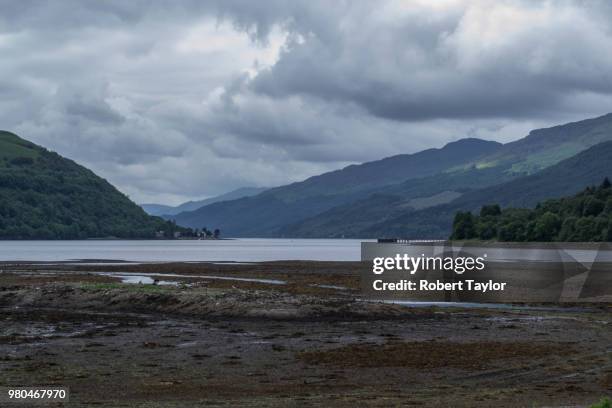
left=141, top=187, right=268, bottom=216
left=169, top=138, right=501, bottom=235
left=169, top=113, right=612, bottom=238
left=0, top=131, right=181, bottom=239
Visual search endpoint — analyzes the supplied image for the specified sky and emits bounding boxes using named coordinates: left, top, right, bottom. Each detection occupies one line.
left=2, top=0, right=612, bottom=205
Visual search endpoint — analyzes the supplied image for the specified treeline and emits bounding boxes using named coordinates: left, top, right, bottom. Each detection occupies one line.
left=451, top=178, right=612, bottom=242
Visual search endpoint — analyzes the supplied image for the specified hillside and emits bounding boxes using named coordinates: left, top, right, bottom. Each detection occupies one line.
left=0, top=131, right=182, bottom=239
left=363, top=141, right=612, bottom=239
left=171, top=138, right=502, bottom=235
left=279, top=166, right=513, bottom=237
left=171, top=113, right=612, bottom=238
left=473, top=113, right=612, bottom=174
left=141, top=187, right=268, bottom=216
left=273, top=113, right=612, bottom=238
left=266, top=138, right=502, bottom=200
left=451, top=179, right=612, bottom=242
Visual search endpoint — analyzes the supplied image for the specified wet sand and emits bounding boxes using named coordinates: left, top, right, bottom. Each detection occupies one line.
left=0, top=261, right=610, bottom=407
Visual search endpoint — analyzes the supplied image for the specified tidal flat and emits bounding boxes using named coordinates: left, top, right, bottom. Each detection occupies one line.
left=0, top=261, right=610, bottom=407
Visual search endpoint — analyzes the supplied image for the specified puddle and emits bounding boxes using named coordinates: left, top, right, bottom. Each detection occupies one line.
left=486, top=316, right=550, bottom=322
left=94, top=271, right=286, bottom=285
left=4, top=270, right=286, bottom=286
left=8, top=262, right=147, bottom=267
left=68, top=262, right=147, bottom=266
left=309, top=284, right=349, bottom=291
left=177, top=341, right=199, bottom=348
left=361, top=299, right=589, bottom=312
left=103, top=274, right=182, bottom=286
left=362, top=299, right=528, bottom=310
left=211, top=262, right=257, bottom=266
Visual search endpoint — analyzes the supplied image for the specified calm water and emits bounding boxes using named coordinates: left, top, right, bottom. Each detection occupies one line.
left=0, top=239, right=367, bottom=262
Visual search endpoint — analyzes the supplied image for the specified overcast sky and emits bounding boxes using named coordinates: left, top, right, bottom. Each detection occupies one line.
left=2, top=0, right=612, bottom=205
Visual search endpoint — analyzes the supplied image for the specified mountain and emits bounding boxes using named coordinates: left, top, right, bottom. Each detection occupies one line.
left=472, top=113, right=612, bottom=175
left=0, top=131, right=181, bottom=239
left=277, top=113, right=612, bottom=237
left=140, top=203, right=175, bottom=216
left=263, top=138, right=501, bottom=199
left=172, top=113, right=612, bottom=238
left=363, top=141, right=612, bottom=239
left=141, top=187, right=268, bottom=216
left=279, top=166, right=513, bottom=238
left=170, top=138, right=502, bottom=235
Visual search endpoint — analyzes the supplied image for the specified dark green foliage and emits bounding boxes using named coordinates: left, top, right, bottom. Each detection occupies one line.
left=451, top=180, right=612, bottom=242
left=480, top=204, right=501, bottom=217
left=450, top=211, right=476, bottom=240
left=0, top=131, right=191, bottom=239
left=532, top=212, right=562, bottom=241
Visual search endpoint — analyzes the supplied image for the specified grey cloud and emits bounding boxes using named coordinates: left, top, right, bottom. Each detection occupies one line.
left=1, top=0, right=612, bottom=204
left=248, top=2, right=612, bottom=121
left=62, top=93, right=125, bottom=125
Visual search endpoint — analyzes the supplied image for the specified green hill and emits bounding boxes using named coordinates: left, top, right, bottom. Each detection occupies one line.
left=0, top=131, right=183, bottom=239
left=278, top=166, right=512, bottom=238
left=473, top=113, right=612, bottom=175
left=276, top=113, right=612, bottom=238
left=363, top=141, right=612, bottom=239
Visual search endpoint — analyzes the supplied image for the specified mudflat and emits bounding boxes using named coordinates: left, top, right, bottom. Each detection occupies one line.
left=0, top=261, right=610, bottom=407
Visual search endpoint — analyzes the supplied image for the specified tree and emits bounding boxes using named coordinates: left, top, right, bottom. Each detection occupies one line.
left=583, top=197, right=605, bottom=217
left=601, top=177, right=611, bottom=189
left=480, top=204, right=501, bottom=217
left=532, top=212, right=561, bottom=241
left=450, top=183, right=612, bottom=242
left=558, top=217, right=577, bottom=241
left=497, top=222, right=519, bottom=241
left=213, top=228, right=221, bottom=239
left=605, top=197, right=612, bottom=214
left=573, top=218, right=598, bottom=242
left=451, top=211, right=476, bottom=240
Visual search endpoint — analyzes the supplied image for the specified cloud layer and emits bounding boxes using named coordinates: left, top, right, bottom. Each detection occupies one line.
left=2, top=0, right=612, bottom=204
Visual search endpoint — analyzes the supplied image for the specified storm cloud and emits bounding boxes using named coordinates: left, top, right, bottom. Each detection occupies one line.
left=1, top=0, right=612, bottom=204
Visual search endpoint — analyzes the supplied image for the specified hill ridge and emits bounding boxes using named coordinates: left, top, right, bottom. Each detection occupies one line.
left=0, top=130, right=181, bottom=239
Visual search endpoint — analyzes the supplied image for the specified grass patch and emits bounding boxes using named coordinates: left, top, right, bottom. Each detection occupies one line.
left=0, top=131, right=40, bottom=161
